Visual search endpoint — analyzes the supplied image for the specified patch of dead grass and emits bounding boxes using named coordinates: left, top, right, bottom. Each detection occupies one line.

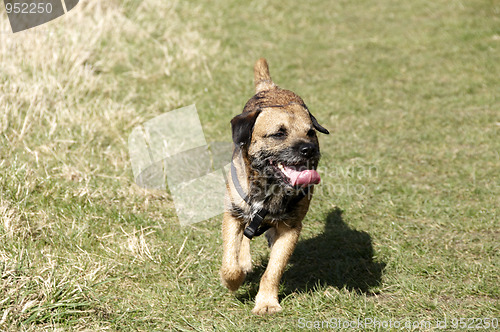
left=0, top=0, right=217, bottom=328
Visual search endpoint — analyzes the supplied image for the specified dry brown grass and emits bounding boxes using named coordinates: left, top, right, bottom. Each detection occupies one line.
left=0, top=0, right=217, bottom=328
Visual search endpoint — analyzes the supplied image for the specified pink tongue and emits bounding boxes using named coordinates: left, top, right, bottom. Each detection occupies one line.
left=283, top=166, right=321, bottom=186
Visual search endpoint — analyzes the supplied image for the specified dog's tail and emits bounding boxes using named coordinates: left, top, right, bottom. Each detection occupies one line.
left=254, top=58, right=276, bottom=93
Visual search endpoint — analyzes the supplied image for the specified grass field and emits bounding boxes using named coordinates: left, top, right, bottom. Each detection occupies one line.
left=0, top=0, right=499, bottom=330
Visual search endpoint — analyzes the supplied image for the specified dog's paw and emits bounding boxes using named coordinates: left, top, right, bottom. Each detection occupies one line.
left=220, top=266, right=246, bottom=292
left=252, top=301, right=282, bottom=315
left=252, top=297, right=282, bottom=315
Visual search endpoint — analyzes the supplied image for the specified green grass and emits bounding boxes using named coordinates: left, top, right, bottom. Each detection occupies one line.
left=1, top=0, right=499, bottom=330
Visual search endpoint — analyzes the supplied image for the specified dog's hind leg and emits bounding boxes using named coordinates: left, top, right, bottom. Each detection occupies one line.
left=265, top=228, right=276, bottom=248
left=239, top=236, right=252, bottom=273
left=220, top=212, right=246, bottom=292
left=252, top=221, right=302, bottom=315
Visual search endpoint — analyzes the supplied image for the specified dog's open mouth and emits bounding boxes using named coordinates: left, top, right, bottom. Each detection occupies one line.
left=270, top=161, right=320, bottom=187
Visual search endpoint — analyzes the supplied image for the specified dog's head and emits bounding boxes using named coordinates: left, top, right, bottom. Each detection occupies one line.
left=231, top=58, right=329, bottom=189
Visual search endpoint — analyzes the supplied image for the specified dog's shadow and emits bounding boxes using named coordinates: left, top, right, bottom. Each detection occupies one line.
left=237, top=207, right=385, bottom=302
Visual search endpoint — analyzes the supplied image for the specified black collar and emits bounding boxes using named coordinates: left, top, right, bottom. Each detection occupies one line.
left=230, top=158, right=309, bottom=239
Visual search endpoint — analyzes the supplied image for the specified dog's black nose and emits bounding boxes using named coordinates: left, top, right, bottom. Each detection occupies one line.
left=299, top=143, right=318, bottom=158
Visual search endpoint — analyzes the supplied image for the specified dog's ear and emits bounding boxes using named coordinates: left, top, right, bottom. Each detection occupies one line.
left=231, top=110, right=261, bottom=147
left=309, top=113, right=330, bottom=134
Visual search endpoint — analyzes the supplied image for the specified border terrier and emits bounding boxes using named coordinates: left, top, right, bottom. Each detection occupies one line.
left=221, top=58, right=329, bottom=315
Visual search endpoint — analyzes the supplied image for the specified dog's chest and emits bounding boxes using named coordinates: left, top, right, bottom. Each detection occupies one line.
left=230, top=193, right=303, bottom=225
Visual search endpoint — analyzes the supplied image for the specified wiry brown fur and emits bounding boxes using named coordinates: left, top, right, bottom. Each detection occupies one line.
left=221, top=58, right=328, bottom=315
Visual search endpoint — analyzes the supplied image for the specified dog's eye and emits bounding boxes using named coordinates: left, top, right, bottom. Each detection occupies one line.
left=270, top=131, right=286, bottom=139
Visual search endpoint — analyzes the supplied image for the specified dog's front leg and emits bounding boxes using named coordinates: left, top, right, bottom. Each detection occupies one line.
left=252, top=221, right=302, bottom=315
left=220, top=212, right=246, bottom=291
